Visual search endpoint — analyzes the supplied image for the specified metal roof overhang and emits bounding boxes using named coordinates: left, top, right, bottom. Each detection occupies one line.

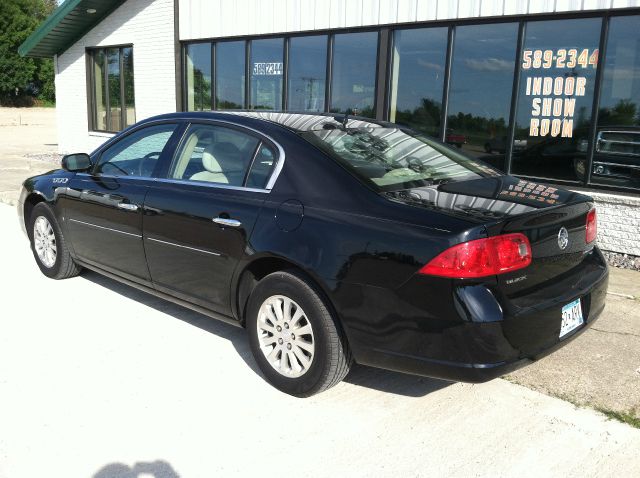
left=19, top=0, right=127, bottom=58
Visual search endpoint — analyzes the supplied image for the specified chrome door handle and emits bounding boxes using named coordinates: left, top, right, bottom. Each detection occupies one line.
left=117, top=203, right=139, bottom=211
left=213, top=217, right=242, bottom=227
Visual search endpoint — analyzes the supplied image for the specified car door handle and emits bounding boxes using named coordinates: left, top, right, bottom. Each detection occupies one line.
left=212, top=217, right=242, bottom=227
left=117, top=202, right=139, bottom=212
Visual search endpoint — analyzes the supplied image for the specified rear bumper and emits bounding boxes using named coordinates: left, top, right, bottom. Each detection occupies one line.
left=360, top=297, right=604, bottom=383
left=339, top=252, right=609, bottom=383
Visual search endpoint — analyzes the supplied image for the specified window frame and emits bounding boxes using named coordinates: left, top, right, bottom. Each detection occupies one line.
left=90, top=122, right=180, bottom=179
left=86, top=44, right=135, bottom=134
left=180, top=7, right=640, bottom=194
left=159, top=119, right=285, bottom=193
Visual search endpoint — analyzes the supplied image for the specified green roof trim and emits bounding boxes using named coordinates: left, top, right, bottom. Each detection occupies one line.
left=19, top=0, right=127, bottom=58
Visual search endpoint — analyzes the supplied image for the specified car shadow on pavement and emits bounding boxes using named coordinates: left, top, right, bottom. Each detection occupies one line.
left=81, top=270, right=452, bottom=398
left=93, top=460, right=179, bottom=478
left=344, top=364, right=452, bottom=397
left=80, top=270, right=261, bottom=375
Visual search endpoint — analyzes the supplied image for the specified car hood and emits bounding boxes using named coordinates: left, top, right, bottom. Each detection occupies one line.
left=384, top=175, right=592, bottom=224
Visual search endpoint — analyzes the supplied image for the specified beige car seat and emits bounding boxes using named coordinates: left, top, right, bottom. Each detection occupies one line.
left=190, top=142, right=245, bottom=185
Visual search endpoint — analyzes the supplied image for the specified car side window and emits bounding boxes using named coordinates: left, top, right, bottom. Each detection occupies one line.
left=169, top=124, right=261, bottom=187
left=96, top=123, right=177, bottom=177
left=246, top=143, right=277, bottom=189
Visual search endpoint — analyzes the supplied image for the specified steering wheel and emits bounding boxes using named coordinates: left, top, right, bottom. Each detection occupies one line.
left=138, top=152, right=161, bottom=176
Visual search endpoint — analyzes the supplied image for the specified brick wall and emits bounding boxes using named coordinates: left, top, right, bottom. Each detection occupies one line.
left=54, top=0, right=176, bottom=153
left=572, top=188, right=640, bottom=256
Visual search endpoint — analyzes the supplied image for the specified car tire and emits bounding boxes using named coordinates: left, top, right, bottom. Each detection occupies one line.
left=29, top=202, right=81, bottom=280
left=246, top=270, right=352, bottom=397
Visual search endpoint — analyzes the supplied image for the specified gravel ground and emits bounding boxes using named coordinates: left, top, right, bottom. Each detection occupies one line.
left=602, top=251, right=640, bottom=271
left=24, top=152, right=63, bottom=164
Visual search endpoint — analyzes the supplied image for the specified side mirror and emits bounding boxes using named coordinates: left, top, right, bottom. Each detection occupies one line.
left=61, top=153, right=92, bottom=172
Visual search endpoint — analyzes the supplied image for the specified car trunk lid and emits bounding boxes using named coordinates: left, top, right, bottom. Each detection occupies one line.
left=385, top=175, right=596, bottom=290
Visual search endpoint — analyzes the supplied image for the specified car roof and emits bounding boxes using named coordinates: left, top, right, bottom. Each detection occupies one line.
left=136, top=111, right=394, bottom=133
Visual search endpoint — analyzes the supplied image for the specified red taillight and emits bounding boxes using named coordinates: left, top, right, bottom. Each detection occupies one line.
left=419, top=233, right=532, bottom=279
left=586, top=208, right=597, bottom=244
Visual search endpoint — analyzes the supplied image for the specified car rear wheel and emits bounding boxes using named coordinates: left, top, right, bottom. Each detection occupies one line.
left=29, top=203, right=81, bottom=279
left=246, top=270, right=352, bottom=397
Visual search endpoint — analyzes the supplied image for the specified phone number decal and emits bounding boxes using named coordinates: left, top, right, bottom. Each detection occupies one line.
left=253, top=62, right=283, bottom=76
left=522, top=48, right=598, bottom=70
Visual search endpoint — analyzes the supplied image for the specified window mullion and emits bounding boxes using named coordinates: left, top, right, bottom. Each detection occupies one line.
left=439, top=26, right=455, bottom=142
left=584, top=16, right=610, bottom=187
left=505, top=21, right=526, bottom=175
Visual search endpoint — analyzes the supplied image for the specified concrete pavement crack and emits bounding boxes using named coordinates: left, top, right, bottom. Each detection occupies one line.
left=590, top=327, right=640, bottom=339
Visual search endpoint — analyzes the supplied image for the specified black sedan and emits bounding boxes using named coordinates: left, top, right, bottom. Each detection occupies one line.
left=18, top=112, right=608, bottom=397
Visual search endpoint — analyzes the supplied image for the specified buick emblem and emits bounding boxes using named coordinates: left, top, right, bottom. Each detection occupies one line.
left=557, top=227, right=569, bottom=250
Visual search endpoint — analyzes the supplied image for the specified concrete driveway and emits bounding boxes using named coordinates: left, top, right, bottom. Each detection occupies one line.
left=1, top=202, right=639, bottom=478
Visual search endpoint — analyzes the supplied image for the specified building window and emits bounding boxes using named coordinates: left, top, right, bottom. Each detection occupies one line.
left=249, top=38, right=284, bottom=110
left=88, top=46, right=135, bottom=132
left=447, top=23, right=518, bottom=169
left=389, top=27, right=448, bottom=138
left=287, top=35, right=327, bottom=112
left=590, top=15, right=640, bottom=189
left=180, top=11, right=640, bottom=193
left=330, top=32, right=378, bottom=117
left=216, top=41, right=246, bottom=109
left=511, top=18, right=602, bottom=182
left=185, top=43, right=212, bottom=111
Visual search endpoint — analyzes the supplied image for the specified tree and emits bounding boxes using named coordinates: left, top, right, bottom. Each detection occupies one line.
left=0, top=0, right=57, bottom=104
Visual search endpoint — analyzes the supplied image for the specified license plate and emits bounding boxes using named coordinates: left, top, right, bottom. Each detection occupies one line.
left=560, top=298, right=584, bottom=338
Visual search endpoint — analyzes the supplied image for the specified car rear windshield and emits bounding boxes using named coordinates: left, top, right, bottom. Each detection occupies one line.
left=300, top=126, right=500, bottom=192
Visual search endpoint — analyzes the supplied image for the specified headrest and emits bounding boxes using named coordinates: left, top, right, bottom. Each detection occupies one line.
left=202, top=145, right=222, bottom=173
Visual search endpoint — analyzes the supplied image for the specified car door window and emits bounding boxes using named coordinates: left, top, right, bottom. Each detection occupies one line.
left=170, top=124, right=261, bottom=186
left=96, top=123, right=177, bottom=177
left=246, top=143, right=277, bottom=188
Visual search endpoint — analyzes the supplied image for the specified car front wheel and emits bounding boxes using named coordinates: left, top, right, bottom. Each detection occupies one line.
left=29, top=202, right=81, bottom=280
left=246, top=270, right=352, bottom=397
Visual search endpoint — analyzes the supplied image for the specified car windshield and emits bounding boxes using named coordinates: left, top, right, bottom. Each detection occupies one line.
left=300, top=126, right=500, bottom=192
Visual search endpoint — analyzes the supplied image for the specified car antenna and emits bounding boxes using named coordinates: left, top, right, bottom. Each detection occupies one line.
left=332, top=109, right=353, bottom=129
left=341, top=109, right=351, bottom=128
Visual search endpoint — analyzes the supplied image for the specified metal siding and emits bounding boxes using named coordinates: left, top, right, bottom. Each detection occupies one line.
left=457, top=0, right=481, bottom=17
left=583, top=0, right=613, bottom=8
left=378, top=0, right=398, bottom=24
left=362, top=0, right=381, bottom=25
left=314, top=0, right=331, bottom=29
left=345, top=0, right=364, bottom=27
left=286, top=0, right=300, bottom=31
left=436, top=0, right=457, bottom=19
left=611, top=0, right=640, bottom=7
left=416, top=0, right=438, bottom=20
left=179, top=0, right=638, bottom=39
left=396, top=0, right=418, bottom=23
left=528, top=0, right=556, bottom=13
left=329, top=0, right=346, bottom=29
left=480, top=0, right=506, bottom=16
left=503, top=0, right=530, bottom=15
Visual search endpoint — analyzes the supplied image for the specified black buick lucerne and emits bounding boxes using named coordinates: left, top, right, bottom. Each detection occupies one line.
left=18, top=112, right=608, bottom=397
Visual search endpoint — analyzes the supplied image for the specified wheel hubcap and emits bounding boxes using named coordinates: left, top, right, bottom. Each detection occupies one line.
left=256, top=295, right=315, bottom=378
left=33, top=216, right=57, bottom=268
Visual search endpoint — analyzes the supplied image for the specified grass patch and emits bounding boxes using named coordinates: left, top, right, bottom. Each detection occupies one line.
left=502, top=378, right=640, bottom=430
left=596, top=408, right=640, bottom=429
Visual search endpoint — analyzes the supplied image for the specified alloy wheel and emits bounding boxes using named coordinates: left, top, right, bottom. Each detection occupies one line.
left=33, top=216, right=57, bottom=268
left=256, top=295, right=315, bottom=378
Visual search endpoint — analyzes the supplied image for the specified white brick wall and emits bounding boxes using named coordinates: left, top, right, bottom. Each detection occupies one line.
left=55, top=0, right=175, bottom=153
left=571, top=188, right=640, bottom=256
